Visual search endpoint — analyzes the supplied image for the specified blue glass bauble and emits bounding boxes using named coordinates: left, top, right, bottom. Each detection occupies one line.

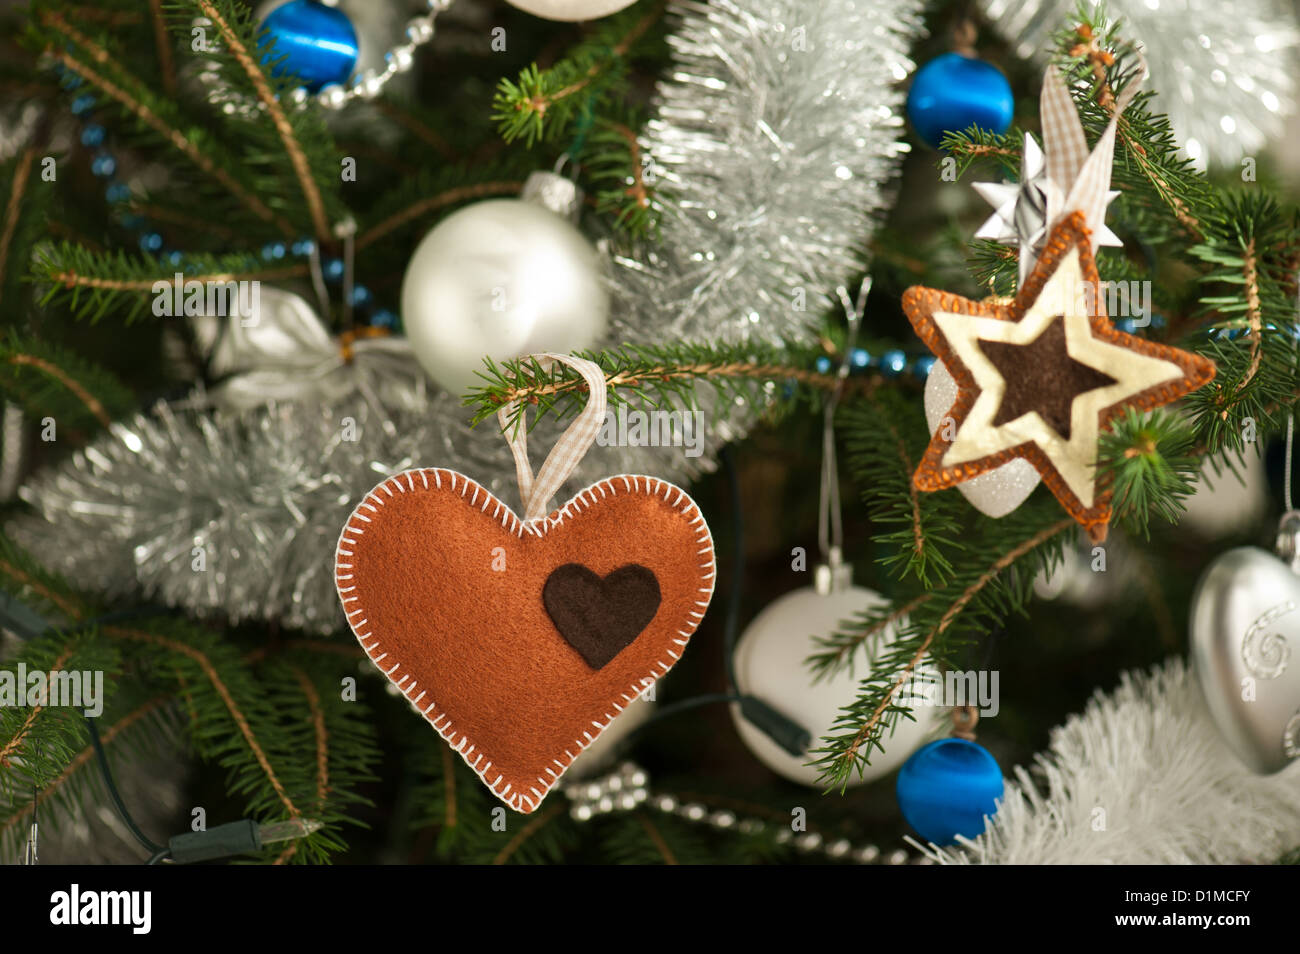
left=259, top=0, right=359, bottom=93
left=896, top=738, right=1003, bottom=845
left=905, top=53, right=1014, bottom=150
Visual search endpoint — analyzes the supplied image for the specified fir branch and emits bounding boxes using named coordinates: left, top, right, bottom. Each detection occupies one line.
left=109, top=626, right=301, bottom=820
left=1098, top=407, right=1201, bottom=538
left=839, top=393, right=965, bottom=588
left=0, top=329, right=134, bottom=431
left=0, top=145, right=36, bottom=301
left=33, top=241, right=309, bottom=322
left=357, top=181, right=524, bottom=251
left=0, top=647, right=73, bottom=770
left=38, top=10, right=292, bottom=235
left=813, top=510, right=1074, bottom=789
left=1053, top=16, right=1209, bottom=240
left=493, top=2, right=665, bottom=146
left=466, top=343, right=880, bottom=431
left=146, top=0, right=176, bottom=98
left=634, top=811, right=678, bottom=865
left=191, top=0, right=329, bottom=242
left=580, top=118, right=658, bottom=236
left=289, top=665, right=328, bottom=809
left=374, top=100, right=460, bottom=164
left=0, top=695, right=171, bottom=857
left=492, top=801, right=565, bottom=864
left=809, top=594, right=930, bottom=679
left=1237, top=238, right=1264, bottom=392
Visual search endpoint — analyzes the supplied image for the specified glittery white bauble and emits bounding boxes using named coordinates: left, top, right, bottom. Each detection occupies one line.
left=923, top=362, right=1040, bottom=518
left=566, top=696, right=655, bottom=780
left=730, top=585, right=939, bottom=788
left=1178, top=448, right=1269, bottom=539
left=505, top=0, right=637, bottom=21
left=400, top=199, right=609, bottom=395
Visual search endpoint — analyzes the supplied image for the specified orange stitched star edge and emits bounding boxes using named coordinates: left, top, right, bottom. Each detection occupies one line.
left=902, top=212, right=1216, bottom=542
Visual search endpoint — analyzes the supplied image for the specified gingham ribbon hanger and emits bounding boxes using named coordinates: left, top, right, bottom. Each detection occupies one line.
left=1036, top=55, right=1148, bottom=270
left=498, top=353, right=609, bottom=523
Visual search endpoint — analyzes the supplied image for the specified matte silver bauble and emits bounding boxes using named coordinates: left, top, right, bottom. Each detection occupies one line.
left=400, top=199, right=609, bottom=396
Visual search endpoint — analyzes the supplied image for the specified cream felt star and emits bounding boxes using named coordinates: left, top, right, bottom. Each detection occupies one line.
left=903, top=213, right=1216, bottom=541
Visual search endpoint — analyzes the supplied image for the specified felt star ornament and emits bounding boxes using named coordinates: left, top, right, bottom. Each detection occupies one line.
left=903, top=212, right=1215, bottom=542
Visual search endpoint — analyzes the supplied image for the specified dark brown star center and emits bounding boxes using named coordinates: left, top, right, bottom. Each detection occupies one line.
left=977, top=316, right=1118, bottom=440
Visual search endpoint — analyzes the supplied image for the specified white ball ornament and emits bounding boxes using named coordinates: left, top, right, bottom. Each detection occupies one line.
left=730, top=580, right=939, bottom=787
left=505, top=0, right=638, bottom=22
left=400, top=173, right=609, bottom=396
left=924, top=361, right=1040, bottom=518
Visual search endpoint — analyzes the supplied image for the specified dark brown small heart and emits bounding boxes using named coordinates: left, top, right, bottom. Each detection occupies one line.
left=543, top=563, right=662, bottom=669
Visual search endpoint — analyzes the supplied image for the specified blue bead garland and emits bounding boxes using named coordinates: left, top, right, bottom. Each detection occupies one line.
left=48, top=70, right=399, bottom=329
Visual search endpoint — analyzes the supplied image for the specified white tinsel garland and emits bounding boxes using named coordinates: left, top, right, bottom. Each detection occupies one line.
left=14, top=0, right=925, bottom=631
left=921, top=658, right=1300, bottom=865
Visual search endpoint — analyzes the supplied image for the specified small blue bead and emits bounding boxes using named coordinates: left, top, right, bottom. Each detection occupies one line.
left=71, top=93, right=96, bottom=115
left=850, top=348, right=871, bottom=369
left=139, top=232, right=164, bottom=252
left=1116, top=317, right=1135, bottom=334
left=323, top=257, right=344, bottom=281
left=119, top=213, right=144, bottom=230
left=292, top=238, right=315, bottom=256
left=90, top=152, right=116, bottom=177
left=269, top=241, right=287, bottom=259
left=912, top=356, right=936, bottom=380
left=905, top=53, right=1014, bottom=150
left=80, top=124, right=105, bottom=147
left=1150, top=313, right=1166, bottom=329
left=168, top=251, right=184, bottom=266
left=350, top=284, right=372, bottom=307
left=60, top=73, right=83, bottom=90
left=370, top=308, right=398, bottom=329
left=814, top=355, right=833, bottom=375
left=896, top=738, right=1003, bottom=845
left=105, top=182, right=131, bottom=203
left=881, top=349, right=907, bottom=376
left=259, top=0, right=360, bottom=93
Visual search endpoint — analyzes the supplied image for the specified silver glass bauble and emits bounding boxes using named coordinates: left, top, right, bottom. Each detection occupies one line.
left=1190, top=523, right=1300, bottom=774
left=505, top=0, right=637, bottom=21
left=400, top=181, right=609, bottom=397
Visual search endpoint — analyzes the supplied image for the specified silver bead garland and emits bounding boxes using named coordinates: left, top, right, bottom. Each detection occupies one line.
left=565, top=762, right=925, bottom=865
left=195, top=0, right=454, bottom=116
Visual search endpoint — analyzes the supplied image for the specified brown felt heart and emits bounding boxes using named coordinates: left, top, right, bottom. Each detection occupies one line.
left=542, top=563, right=662, bottom=669
left=335, top=468, right=715, bottom=814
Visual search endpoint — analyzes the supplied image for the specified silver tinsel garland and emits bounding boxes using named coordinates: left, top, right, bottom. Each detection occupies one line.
left=979, top=0, right=1299, bottom=167
left=15, top=0, right=924, bottom=633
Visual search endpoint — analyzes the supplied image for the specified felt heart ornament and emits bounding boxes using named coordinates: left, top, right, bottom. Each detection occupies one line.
left=1190, top=532, right=1300, bottom=775
left=335, top=355, right=716, bottom=813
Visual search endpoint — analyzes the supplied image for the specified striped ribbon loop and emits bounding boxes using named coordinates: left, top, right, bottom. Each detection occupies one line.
left=497, top=353, right=609, bottom=523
